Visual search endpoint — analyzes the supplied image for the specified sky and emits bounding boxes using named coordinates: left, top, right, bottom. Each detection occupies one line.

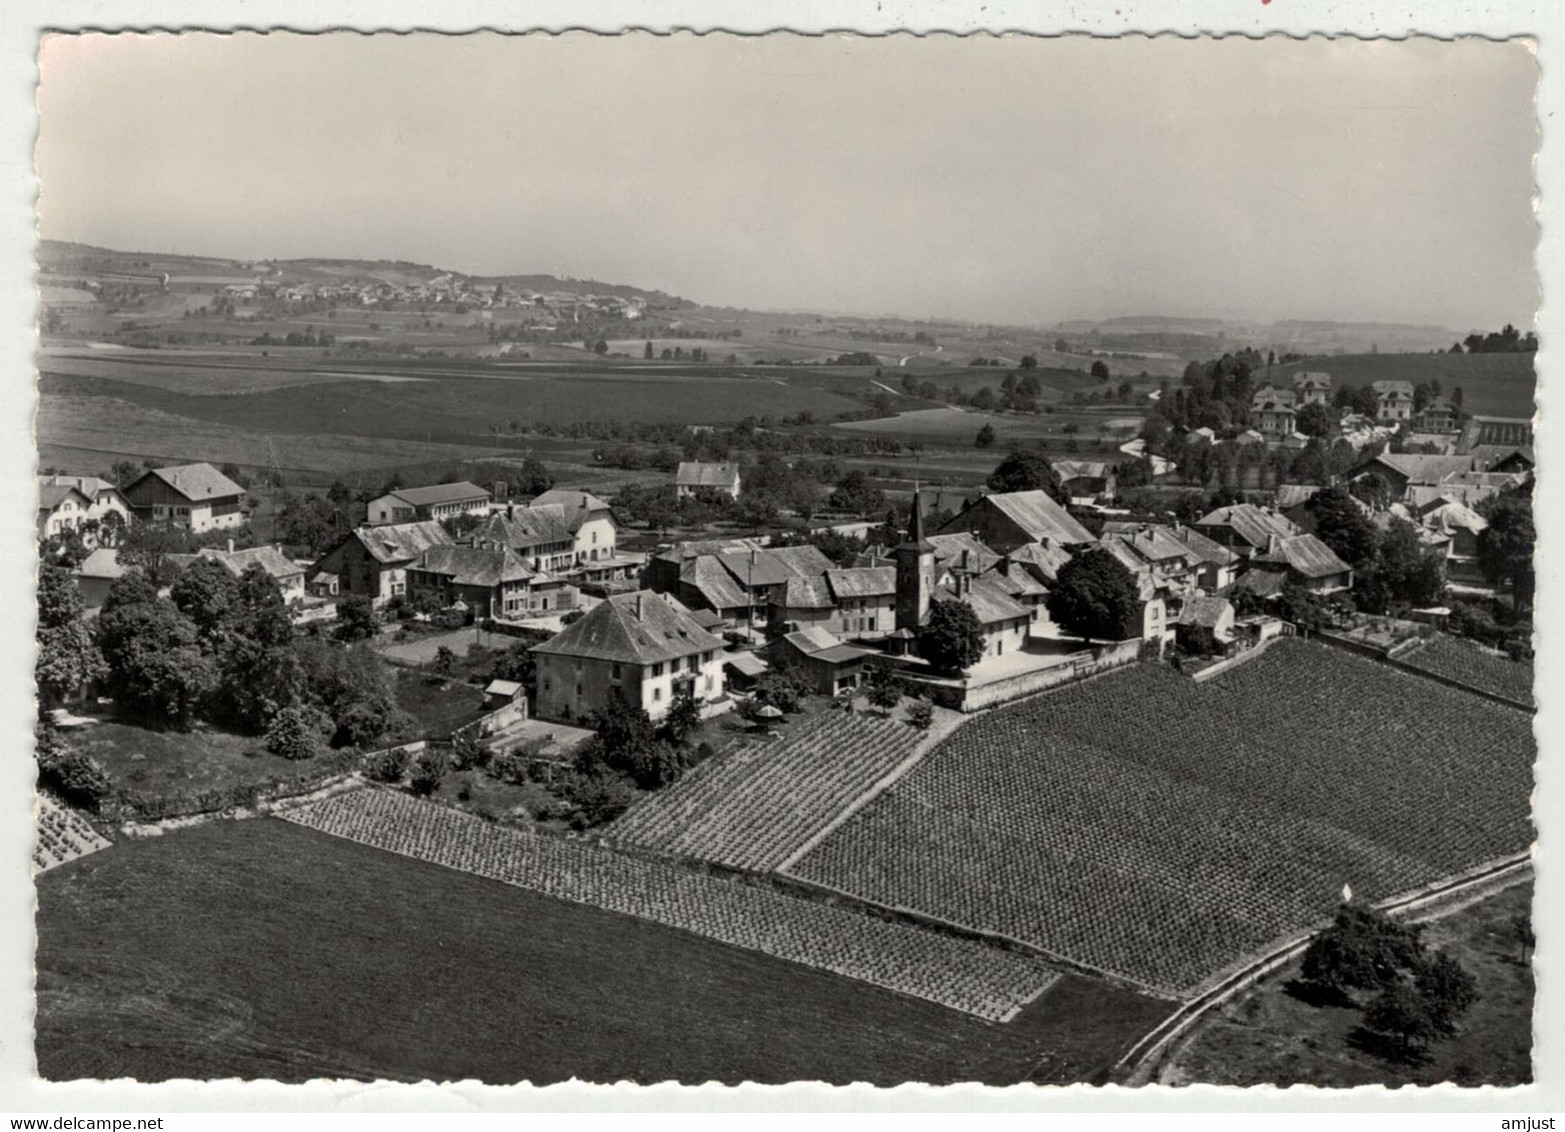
left=34, top=32, right=1539, bottom=330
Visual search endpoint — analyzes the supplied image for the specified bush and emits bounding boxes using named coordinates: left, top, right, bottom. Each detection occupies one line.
left=408, top=750, right=447, bottom=796
left=264, top=705, right=329, bottom=760
left=39, top=749, right=112, bottom=811
left=560, top=769, right=637, bottom=830
left=906, top=699, right=935, bottom=731
left=363, top=745, right=412, bottom=784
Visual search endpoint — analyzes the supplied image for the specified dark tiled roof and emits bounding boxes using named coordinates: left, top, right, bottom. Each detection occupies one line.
left=138, top=462, right=245, bottom=502
left=531, top=591, right=723, bottom=664
left=824, top=566, right=897, bottom=600
left=472, top=506, right=574, bottom=550
left=1256, top=533, right=1352, bottom=580
left=1178, top=595, right=1233, bottom=628
left=959, top=490, right=1096, bottom=546
left=355, top=521, right=455, bottom=564
left=414, top=545, right=537, bottom=587
left=675, top=461, right=740, bottom=488
left=385, top=481, right=491, bottom=507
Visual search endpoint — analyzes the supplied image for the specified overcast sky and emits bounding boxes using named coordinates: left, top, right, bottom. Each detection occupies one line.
left=35, top=32, right=1538, bottom=330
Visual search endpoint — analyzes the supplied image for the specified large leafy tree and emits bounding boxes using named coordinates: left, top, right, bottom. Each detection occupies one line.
left=985, top=447, right=1067, bottom=504
left=170, top=557, right=241, bottom=641
left=1304, top=486, right=1378, bottom=571
left=1046, top=548, right=1143, bottom=643
left=35, top=566, right=106, bottom=713
left=1478, top=482, right=1536, bottom=613
left=94, top=590, right=217, bottom=729
left=917, top=599, right=987, bottom=676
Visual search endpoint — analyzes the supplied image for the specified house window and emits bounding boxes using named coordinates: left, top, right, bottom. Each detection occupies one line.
left=704, top=675, right=713, bottom=692
left=653, top=687, right=662, bottom=702
left=652, top=662, right=664, bottom=677
left=611, top=663, right=622, bottom=681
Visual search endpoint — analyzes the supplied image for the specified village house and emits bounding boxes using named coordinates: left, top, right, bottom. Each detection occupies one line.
left=675, top=461, right=742, bottom=500
left=37, top=483, right=93, bottom=540
left=1166, top=525, right=1241, bottom=592
left=39, top=474, right=134, bottom=532
left=122, top=462, right=247, bottom=532
left=312, top=520, right=455, bottom=606
left=366, top=481, right=492, bottom=525
left=528, top=489, right=619, bottom=563
left=1292, top=371, right=1333, bottom=405
left=469, top=505, right=577, bottom=574
left=1413, top=398, right=1460, bottom=433
left=1251, top=386, right=1298, bottom=440
left=764, top=625, right=883, bottom=697
left=895, top=503, right=1033, bottom=660
left=530, top=591, right=727, bottom=723
left=1051, top=460, right=1117, bottom=506
left=74, top=547, right=126, bottom=611
left=936, top=489, right=1096, bottom=555
left=1371, top=380, right=1416, bottom=424
left=406, top=544, right=574, bottom=619
left=1357, top=452, right=1480, bottom=501
left=1414, top=496, right=1489, bottom=584
left=195, top=543, right=307, bottom=604
left=1176, top=595, right=1236, bottom=653
left=1099, top=522, right=1205, bottom=597
left=822, top=566, right=899, bottom=639
left=1193, top=503, right=1302, bottom=558
left=1251, top=532, right=1355, bottom=594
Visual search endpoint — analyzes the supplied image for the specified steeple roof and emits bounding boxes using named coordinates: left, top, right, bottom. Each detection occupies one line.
left=898, top=491, right=935, bottom=553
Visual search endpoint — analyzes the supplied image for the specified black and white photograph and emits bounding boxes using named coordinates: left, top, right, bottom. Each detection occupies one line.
left=17, top=23, right=1544, bottom=1101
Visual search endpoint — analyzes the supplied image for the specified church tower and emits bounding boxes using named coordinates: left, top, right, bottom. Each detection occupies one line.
left=895, top=491, right=937, bottom=633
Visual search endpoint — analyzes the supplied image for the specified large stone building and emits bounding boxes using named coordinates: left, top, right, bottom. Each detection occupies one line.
left=530, top=591, right=726, bottom=723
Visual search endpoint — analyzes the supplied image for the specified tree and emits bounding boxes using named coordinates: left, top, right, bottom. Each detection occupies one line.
left=94, top=594, right=217, bottom=728
left=1512, top=910, right=1536, bottom=963
left=1304, top=486, right=1379, bottom=571
left=519, top=456, right=554, bottom=496
left=644, top=340, right=653, bottom=359
left=906, top=698, right=934, bottom=731
left=1295, top=401, right=1336, bottom=438
left=1046, top=548, right=1142, bottom=644
left=264, top=704, right=328, bottom=760
left=1477, top=483, right=1535, bottom=612
left=1090, top=359, right=1110, bottom=380
left=1019, top=354, right=1038, bottom=369
left=985, top=447, right=1067, bottom=504
left=658, top=687, right=703, bottom=747
left=1365, top=519, right=1445, bottom=610
left=1300, top=904, right=1425, bottom=1000
left=409, top=749, right=447, bottom=796
left=1414, top=951, right=1479, bottom=1037
left=829, top=470, right=885, bottom=517
left=35, top=566, right=107, bottom=713
left=975, top=423, right=996, bottom=449
left=865, top=666, right=902, bottom=715
left=334, top=594, right=379, bottom=642
left=1363, top=980, right=1440, bottom=1059
left=917, top=599, right=987, bottom=676
left=432, top=645, right=456, bottom=676
left=169, top=556, right=241, bottom=641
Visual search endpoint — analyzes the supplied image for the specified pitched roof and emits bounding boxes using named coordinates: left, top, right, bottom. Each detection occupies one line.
left=1005, top=539, right=1074, bottom=583
left=1256, top=533, right=1352, bottom=579
left=38, top=483, right=91, bottom=512
left=197, top=544, right=303, bottom=580
left=681, top=555, right=750, bottom=611
left=934, top=575, right=1030, bottom=626
left=354, top=520, right=456, bottom=564
left=413, top=545, right=537, bottom=587
left=471, top=506, right=575, bottom=550
left=138, top=462, right=245, bottom=502
left=675, top=461, right=740, bottom=488
left=76, top=547, right=125, bottom=580
left=1371, top=453, right=1478, bottom=485
left=1100, top=523, right=1195, bottom=566
left=1273, top=484, right=1323, bottom=510
left=782, top=625, right=843, bottom=655
left=720, top=544, right=836, bottom=586
left=1292, top=371, right=1332, bottom=391
left=824, top=566, right=897, bottom=600
left=988, top=560, right=1048, bottom=598
left=1372, top=380, right=1416, bottom=399
left=1178, top=595, right=1234, bottom=627
left=926, top=531, right=1001, bottom=573
left=969, top=490, right=1096, bottom=546
left=1419, top=499, right=1489, bottom=536
left=1405, top=483, right=1504, bottom=512
left=531, top=591, right=723, bottom=664
left=724, top=651, right=769, bottom=677
left=1052, top=460, right=1112, bottom=481
left=528, top=489, right=616, bottom=531
left=1232, top=567, right=1288, bottom=599
left=777, top=575, right=834, bottom=610
left=1167, top=524, right=1240, bottom=567
left=40, top=473, right=120, bottom=499
left=1194, top=503, right=1300, bottom=550
left=383, top=481, right=491, bottom=508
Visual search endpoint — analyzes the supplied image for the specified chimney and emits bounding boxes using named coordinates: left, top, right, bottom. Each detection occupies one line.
left=636, top=593, right=644, bottom=619
left=227, top=538, right=234, bottom=554
left=507, top=502, right=514, bottom=519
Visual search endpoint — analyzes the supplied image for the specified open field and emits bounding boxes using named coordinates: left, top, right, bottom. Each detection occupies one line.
left=832, top=405, right=1142, bottom=447
left=787, top=641, right=1534, bottom=998
left=64, top=720, right=323, bottom=803
left=1398, top=635, right=1535, bottom=706
left=280, top=788, right=1061, bottom=1021
left=35, top=818, right=1166, bottom=1084
left=607, top=711, right=923, bottom=872
left=1160, top=879, right=1533, bottom=1086
left=1267, top=352, right=1536, bottom=419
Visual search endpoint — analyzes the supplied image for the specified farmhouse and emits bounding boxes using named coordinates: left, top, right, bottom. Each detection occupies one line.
left=1415, top=496, right=1489, bottom=583
left=123, top=462, right=246, bottom=532
left=1176, top=595, right=1236, bottom=653
left=528, top=489, right=619, bottom=564
left=936, top=489, right=1095, bottom=555
left=195, top=543, right=307, bottom=604
left=367, top=481, right=492, bottom=525
left=74, top=547, right=126, bottom=611
left=824, top=566, right=898, bottom=639
left=1099, top=523, right=1204, bottom=597
left=764, top=625, right=883, bottom=696
left=1193, top=503, right=1301, bottom=558
left=1051, top=460, right=1117, bottom=506
left=1358, top=453, right=1479, bottom=500
left=470, top=505, right=576, bottom=573
left=1251, top=532, right=1354, bottom=594
left=37, top=483, right=93, bottom=540
left=407, top=545, right=574, bottom=619
left=675, top=461, right=742, bottom=500
left=1166, top=525, right=1241, bottom=591
left=530, top=591, right=727, bottom=723
left=38, top=474, right=133, bottom=531
left=1414, top=398, right=1460, bottom=433
left=312, top=520, right=455, bottom=605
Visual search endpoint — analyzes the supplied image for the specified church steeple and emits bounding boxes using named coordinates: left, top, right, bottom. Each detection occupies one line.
left=895, top=490, right=937, bottom=632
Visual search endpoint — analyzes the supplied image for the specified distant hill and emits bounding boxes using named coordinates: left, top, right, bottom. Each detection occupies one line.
left=37, top=239, right=693, bottom=308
